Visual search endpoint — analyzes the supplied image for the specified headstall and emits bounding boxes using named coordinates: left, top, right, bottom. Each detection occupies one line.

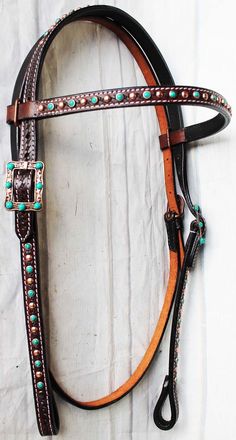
left=5, top=5, right=231, bottom=436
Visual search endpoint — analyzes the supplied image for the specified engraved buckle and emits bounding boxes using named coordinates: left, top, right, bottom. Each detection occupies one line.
left=5, top=161, right=44, bottom=211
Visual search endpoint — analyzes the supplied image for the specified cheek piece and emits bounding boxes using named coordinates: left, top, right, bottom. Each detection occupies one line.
left=5, top=5, right=231, bottom=436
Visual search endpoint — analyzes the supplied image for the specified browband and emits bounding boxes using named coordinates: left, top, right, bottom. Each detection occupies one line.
left=5, top=5, right=231, bottom=436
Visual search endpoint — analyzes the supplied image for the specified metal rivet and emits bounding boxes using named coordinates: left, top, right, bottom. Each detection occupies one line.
left=80, top=98, right=87, bottom=105
left=38, top=104, right=44, bottom=112
left=156, top=91, right=163, bottom=98
left=103, top=95, right=110, bottom=103
left=29, top=302, right=36, bottom=310
left=33, top=350, right=40, bottom=357
left=181, top=91, right=189, bottom=98
left=58, top=101, right=65, bottom=109
left=27, top=278, right=34, bottom=285
left=129, top=92, right=136, bottom=100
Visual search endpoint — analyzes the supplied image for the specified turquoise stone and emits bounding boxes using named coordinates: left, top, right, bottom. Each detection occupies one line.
left=211, top=94, right=217, bottom=102
left=7, top=162, right=15, bottom=170
left=169, top=90, right=177, bottom=98
left=200, top=237, right=206, bottom=245
left=34, top=202, right=42, bottom=210
left=194, top=204, right=200, bottom=212
left=5, top=181, right=12, bottom=189
left=32, top=338, right=39, bottom=346
left=116, top=93, right=124, bottom=102
left=36, top=182, right=43, bottom=190
left=91, top=96, right=98, bottom=104
left=30, top=314, right=37, bottom=323
left=199, top=221, right=204, bottom=228
left=24, top=243, right=32, bottom=250
left=143, top=90, right=151, bottom=99
left=37, top=382, right=44, bottom=390
left=35, top=360, right=42, bottom=368
left=35, top=162, right=43, bottom=170
left=68, top=99, right=76, bottom=108
left=26, top=265, right=33, bottom=274
left=19, top=203, right=26, bottom=212
left=5, top=201, right=13, bottom=209
left=47, top=102, right=54, bottom=111
left=193, top=91, right=200, bottom=99
left=28, top=289, right=35, bottom=298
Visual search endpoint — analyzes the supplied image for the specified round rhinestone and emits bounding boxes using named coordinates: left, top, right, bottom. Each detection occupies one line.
left=91, top=96, right=98, bottom=104
left=32, top=338, right=39, bottom=346
left=5, top=201, right=13, bottom=209
left=34, top=202, right=42, bottom=210
left=35, top=162, right=43, bottom=170
left=36, top=182, right=43, bottom=190
left=169, top=90, right=177, bottom=98
left=26, top=265, right=33, bottom=274
left=37, top=382, right=44, bottom=390
left=19, top=203, right=26, bottom=211
left=193, top=91, right=200, bottom=99
left=35, top=360, right=42, bottom=368
left=47, top=102, right=54, bottom=111
left=7, top=162, right=15, bottom=170
left=115, top=93, right=124, bottom=102
left=68, top=99, right=76, bottom=108
left=27, top=289, right=35, bottom=298
left=30, top=314, right=37, bottom=323
left=143, top=90, right=151, bottom=99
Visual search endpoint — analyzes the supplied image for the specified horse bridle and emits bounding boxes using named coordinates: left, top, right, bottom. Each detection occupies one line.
left=5, top=5, right=231, bottom=436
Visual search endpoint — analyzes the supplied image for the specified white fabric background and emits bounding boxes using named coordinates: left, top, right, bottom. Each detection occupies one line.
left=0, top=1, right=236, bottom=439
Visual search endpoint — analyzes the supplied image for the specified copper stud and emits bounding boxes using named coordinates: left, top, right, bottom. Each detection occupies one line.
left=26, top=254, right=32, bottom=262
left=181, top=91, right=189, bottom=98
left=58, top=101, right=65, bottom=109
left=33, top=350, right=40, bottom=357
left=36, top=371, right=43, bottom=379
left=38, top=104, right=44, bottom=112
left=129, top=92, right=136, bottom=100
left=31, top=326, right=38, bottom=334
left=27, top=278, right=34, bottom=285
left=29, top=302, right=36, bottom=310
left=103, top=95, right=110, bottom=103
left=202, top=92, right=208, bottom=100
left=80, top=98, right=87, bottom=105
left=156, top=91, right=163, bottom=98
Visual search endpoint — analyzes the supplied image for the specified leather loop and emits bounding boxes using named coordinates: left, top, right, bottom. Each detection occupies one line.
left=153, top=375, right=178, bottom=430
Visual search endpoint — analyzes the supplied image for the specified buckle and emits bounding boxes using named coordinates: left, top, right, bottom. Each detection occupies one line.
left=5, top=161, right=44, bottom=211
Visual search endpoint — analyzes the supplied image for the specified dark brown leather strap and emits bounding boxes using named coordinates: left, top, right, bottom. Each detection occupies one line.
left=5, top=4, right=230, bottom=436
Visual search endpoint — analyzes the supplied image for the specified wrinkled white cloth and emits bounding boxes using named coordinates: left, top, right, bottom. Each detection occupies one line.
left=0, top=1, right=236, bottom=439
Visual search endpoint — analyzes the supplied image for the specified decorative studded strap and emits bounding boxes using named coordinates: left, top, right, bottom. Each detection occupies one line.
left=5, top=4, right=231, bottom=437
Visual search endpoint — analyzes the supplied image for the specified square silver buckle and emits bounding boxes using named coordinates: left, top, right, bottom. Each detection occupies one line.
left=5, top=161, right=44, bottom=211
